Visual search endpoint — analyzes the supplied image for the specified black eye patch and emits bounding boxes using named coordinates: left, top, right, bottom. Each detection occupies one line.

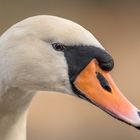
left=96, top=72, right=112, bottom=93
left=64, top=45, right=114, bottom=83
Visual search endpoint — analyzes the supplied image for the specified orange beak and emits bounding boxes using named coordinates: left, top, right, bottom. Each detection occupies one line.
left=74, top=59, right=140, bottom=128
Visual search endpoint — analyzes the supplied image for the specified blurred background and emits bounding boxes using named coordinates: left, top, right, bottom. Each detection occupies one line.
left=1, top=0, right=140, bottom=140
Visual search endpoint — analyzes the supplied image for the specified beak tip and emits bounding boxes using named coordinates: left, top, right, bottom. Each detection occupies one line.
left=137, top=111, right=140, bottom=118
left=134, top=111, right=140, bottom=130
left=130, top=110, right=140, bottom=130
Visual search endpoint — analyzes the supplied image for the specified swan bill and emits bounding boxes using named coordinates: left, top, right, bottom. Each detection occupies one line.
left=73, top=59, right=140, bottom=129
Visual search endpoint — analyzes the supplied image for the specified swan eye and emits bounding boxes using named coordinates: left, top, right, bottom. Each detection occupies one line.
left=52, top=43, right=65, bottom=51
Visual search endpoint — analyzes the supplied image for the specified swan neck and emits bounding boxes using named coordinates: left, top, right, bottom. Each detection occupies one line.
left=0, top=88, right=35, bottom=140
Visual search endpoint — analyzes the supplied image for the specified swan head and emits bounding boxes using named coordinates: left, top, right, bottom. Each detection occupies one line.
left=0, top=15, right=140, bottom=129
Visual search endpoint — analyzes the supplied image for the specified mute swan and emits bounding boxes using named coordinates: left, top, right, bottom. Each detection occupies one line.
left=0, top=15, right=139, bottom=140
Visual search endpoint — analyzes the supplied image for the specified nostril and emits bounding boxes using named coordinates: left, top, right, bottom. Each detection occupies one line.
left=96, top=72, right=112, bottom=93
left=138, top=111, right=140, bottom=118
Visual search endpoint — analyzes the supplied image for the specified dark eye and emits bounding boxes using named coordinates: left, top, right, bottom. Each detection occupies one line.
left=52, top=43, right=65, bottom=51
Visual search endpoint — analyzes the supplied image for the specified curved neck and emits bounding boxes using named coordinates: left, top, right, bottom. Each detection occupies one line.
left=0, top=88, right=35, bottom=140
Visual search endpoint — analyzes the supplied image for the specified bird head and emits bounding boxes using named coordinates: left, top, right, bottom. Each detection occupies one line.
left=0, top=15, right=140, bottom=129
